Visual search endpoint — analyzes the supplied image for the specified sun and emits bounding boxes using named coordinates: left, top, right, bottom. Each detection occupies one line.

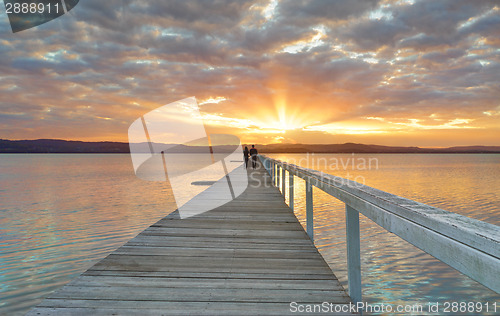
left=271, top=94, right=308, bottom=132
left=277, top=115, right=300, bottom=132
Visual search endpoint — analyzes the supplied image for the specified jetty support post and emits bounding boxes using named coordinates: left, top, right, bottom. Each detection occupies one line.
left=281, top=165, right=286, bottom=196
left=306, top=179, right=314, bottom=242
left=289, top=172, right=294, bottom=211
left=346, top=204, right=362, bottom=304
left=277, top=164, right=280, bottom=189
left=271, top=161, right=275, bottom=184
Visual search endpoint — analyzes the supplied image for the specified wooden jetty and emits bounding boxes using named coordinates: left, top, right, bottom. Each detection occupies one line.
left=28, top=162, right=355, bottom=315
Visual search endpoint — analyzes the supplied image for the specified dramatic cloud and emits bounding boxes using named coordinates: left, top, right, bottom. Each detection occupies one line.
left=0, top=0, right=499, bottom=146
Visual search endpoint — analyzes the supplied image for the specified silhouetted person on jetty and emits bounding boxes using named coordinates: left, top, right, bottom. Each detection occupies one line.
left=243, top=146, right=250, bottom=168
left=249, top=145, right=258, bottom=169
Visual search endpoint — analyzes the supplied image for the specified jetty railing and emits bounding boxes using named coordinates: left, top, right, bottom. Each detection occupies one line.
left=259, top=155, right=500, bottom=304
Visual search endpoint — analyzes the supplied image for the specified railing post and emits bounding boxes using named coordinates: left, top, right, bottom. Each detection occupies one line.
left=306, top=179, right=313, bottom=242
left=276, top=163, right=279, bottom=187
left=289, top=172, right=294, bottom=211
left=271, top=162, right=275, bottom=184
left=346, top=204, right=362, bottom=304
left=275, top=163, right=278, bottom=187
left=277, top=164, right=280, bottom=189
left=281, top=166, right=286, bottom=196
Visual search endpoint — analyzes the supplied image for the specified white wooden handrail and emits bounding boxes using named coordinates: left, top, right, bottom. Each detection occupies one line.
left=259, top=155, right=500, bottom=304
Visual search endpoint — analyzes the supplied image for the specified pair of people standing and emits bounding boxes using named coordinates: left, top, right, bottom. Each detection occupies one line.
left=244, top=145, right=258, bottom=169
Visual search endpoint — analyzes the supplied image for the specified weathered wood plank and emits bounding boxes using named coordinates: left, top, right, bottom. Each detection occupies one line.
left=151, top=220, right=302, bottom=230
left=114, top=246, right=322, bottom=259
left=48, top=286, right=350, bottom=303
left=30, top=302, right=357, bottom=316
left=82, top=270, right=338, bottom=281
left=66, top=276, right=344, bottom=290
left=126, top=240, right=316, bottom=250
left=140, top=228, right=310, bottom=239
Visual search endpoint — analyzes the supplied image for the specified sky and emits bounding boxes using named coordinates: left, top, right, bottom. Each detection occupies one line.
left=1, top=0, right=499, bottom=147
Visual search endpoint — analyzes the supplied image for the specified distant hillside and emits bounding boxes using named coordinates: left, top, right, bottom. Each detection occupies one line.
left=0, top=139, right=248, bottom=153
left=1, top=139, right=499, bottom=153
left=253, top=143, right=500, bottom=153
left=0, top=139, right=130, bottom=153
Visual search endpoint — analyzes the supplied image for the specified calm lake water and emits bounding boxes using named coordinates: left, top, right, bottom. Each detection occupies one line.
left=0, top=153, right=499, bottom=315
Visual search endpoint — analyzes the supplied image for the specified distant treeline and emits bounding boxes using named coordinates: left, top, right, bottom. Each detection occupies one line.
left=250, top=143, right=500, bottom=154
left=1, top=139, right=499, bottom=154
left=0, top=139, right=130, bottom=153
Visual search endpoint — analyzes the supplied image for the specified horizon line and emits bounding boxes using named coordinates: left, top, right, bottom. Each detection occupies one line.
left=1, top=138, right=499, bottom=149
